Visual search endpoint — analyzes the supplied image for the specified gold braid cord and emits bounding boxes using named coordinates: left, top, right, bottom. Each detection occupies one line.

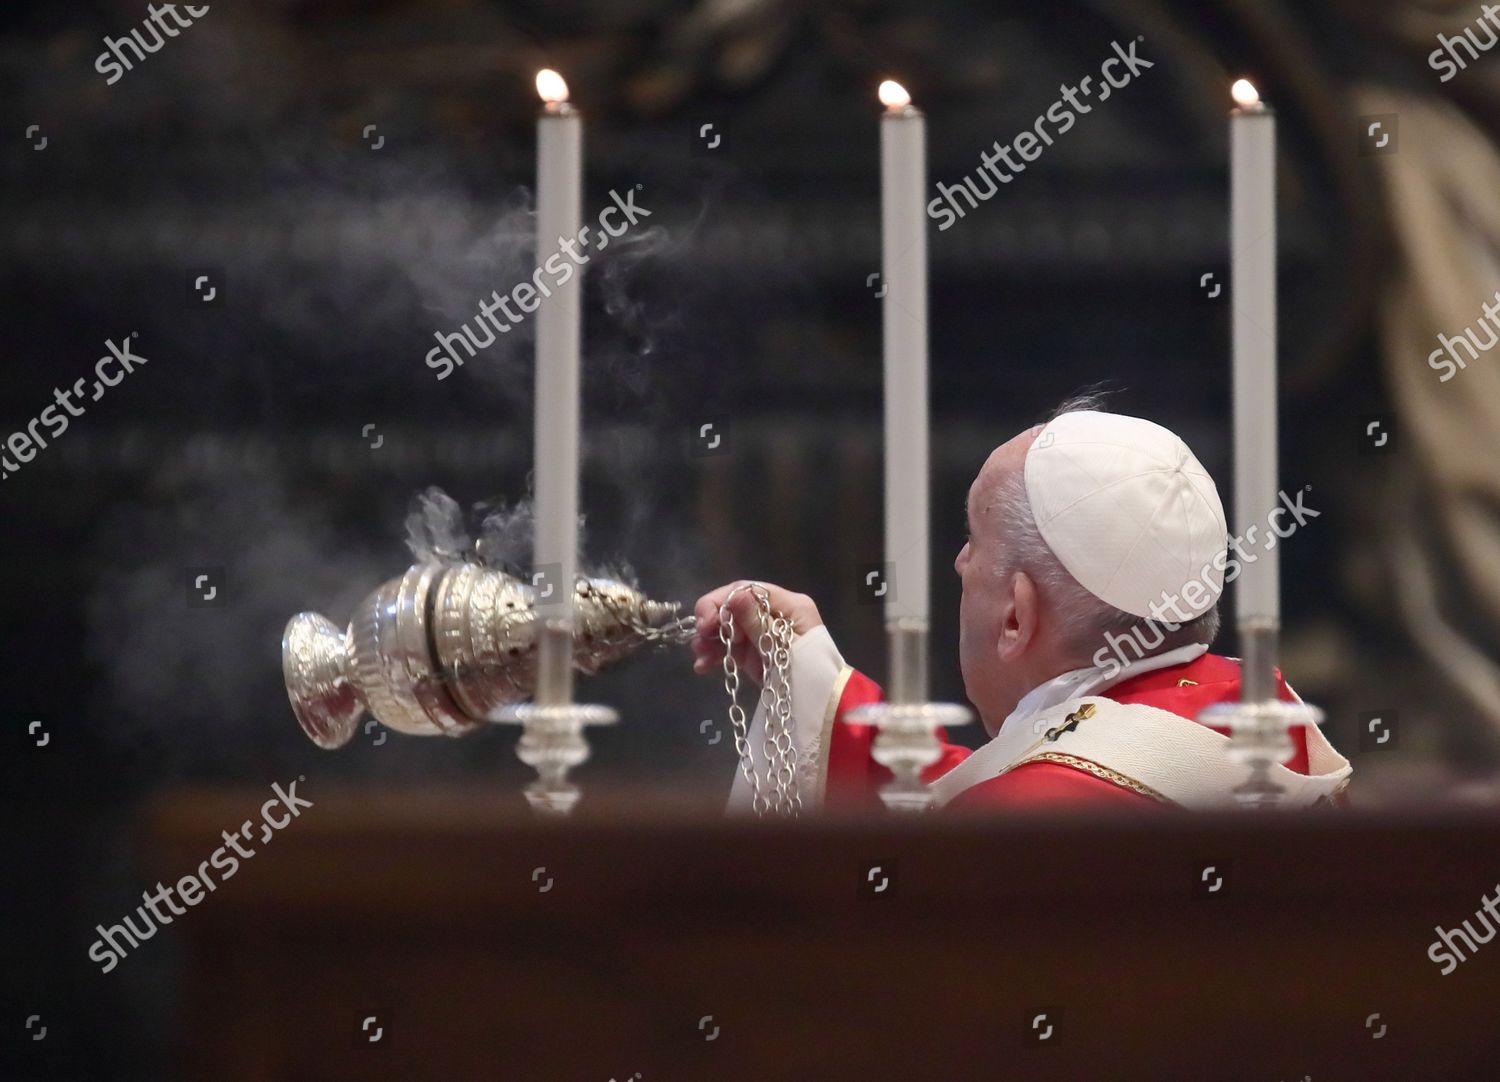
left=1010, top=751, right=1175, bottom=806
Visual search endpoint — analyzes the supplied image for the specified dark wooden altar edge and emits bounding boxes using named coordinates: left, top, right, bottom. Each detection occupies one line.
left=146, top=787, right=1500, bottom=1081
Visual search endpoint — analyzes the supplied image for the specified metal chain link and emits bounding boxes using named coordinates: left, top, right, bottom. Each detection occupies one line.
left=719, top=584, right=800, bottom=817
left=719, top=605, right=764, bottom=816
left=763, top=612, right=801, bottom=814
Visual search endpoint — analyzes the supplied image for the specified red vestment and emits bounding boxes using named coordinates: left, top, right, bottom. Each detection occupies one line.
left=823, top=652, right=1319, bottom=810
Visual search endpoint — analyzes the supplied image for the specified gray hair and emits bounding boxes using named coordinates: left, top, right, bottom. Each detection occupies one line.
left=991, top=392, right=1221, bottom=665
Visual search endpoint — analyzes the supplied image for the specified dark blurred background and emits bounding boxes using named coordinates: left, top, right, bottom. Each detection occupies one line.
left=5, top=0, right=1500, bottom=1076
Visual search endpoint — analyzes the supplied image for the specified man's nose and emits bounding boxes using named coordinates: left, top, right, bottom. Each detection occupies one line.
left=955, top=542, right=969, bottom=576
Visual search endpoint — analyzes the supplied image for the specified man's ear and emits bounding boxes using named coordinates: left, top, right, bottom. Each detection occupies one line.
left=997, top=570, right=1039, bottom=661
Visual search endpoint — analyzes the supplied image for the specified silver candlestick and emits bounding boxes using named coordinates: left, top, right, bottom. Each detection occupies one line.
left=844, top=618, right=972, bottom=812
left=1198, top=620, right=1322, bottom=808
left=488, top=611, right=618, bottom=817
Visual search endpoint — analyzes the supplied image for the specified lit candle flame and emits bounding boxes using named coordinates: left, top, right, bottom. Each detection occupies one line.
left=878, top=80, right=912, bottom=110
left=1231, top=78, right=1261, bottom=108
left=536, top=69, right=570, bottom=106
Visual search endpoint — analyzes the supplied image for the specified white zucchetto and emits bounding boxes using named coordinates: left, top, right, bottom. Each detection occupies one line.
left=1024, top=411, right=1228, bottom=620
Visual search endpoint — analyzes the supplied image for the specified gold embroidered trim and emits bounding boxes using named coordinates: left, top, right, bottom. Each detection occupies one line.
left=1013, top=751, right=1177, bottom=805
left=815, top=664, right=855, bottom=803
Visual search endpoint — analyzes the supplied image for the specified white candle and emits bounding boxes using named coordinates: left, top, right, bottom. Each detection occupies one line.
left=533, top=69, right=583, bottom=696
left=1229, top=78, right=1278, bottom=626
left=878, top=79, right=930, bottom=626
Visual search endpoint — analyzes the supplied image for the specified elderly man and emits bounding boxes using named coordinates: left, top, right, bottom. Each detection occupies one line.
left=692, top=400, right=1351, bottom=811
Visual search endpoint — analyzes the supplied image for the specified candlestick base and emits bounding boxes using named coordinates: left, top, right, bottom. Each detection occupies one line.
left=489, top=701, right=618, bottom=816
left=844, top=701, right=973, bottom=813
left=1196, top=698, right=1323, bottom=809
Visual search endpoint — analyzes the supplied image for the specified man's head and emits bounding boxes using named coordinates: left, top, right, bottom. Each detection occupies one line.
left=954, top=395, right=1226, bottom=734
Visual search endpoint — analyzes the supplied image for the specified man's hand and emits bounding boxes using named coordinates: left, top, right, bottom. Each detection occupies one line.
left=691, top=581, right=823, bottom=686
